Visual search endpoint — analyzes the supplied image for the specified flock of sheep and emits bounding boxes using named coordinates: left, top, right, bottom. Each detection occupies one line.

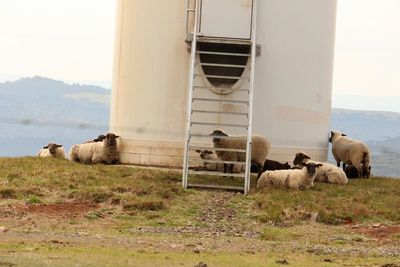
left=199, top=129, right=371, bottom=190
left=37, top=129, right=371, bottom=191
left=37, top=133, right=120, bottom=164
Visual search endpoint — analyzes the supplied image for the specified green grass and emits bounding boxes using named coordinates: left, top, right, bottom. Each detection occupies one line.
left=1, top=157, right=400, bottom=227
left=0, top=157, right=184, bottom=211
left=253, top=178, right=400, bottom=225
left=1, top=157, right=400, bottom=266
left=0, top=242, right=398, bottom=267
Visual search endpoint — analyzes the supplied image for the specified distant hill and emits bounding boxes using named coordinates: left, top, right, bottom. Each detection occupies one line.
left=331, top=108, right=400, bottom=142
left=0, top=77, right=398, bottom=177
left=330, top=109, right=400, bottom=177
left=0, top=76, right=110, bottom=156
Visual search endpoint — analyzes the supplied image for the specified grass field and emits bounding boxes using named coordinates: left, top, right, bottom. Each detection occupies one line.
left=0, top=157, right=400, bottom=266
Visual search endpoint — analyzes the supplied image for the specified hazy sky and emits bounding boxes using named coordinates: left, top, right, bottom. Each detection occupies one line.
left=0, top=0, right=399, bottom=111
left=0, top=0, right=115, bottom=87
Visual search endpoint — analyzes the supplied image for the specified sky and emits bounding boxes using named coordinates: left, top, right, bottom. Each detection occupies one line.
left=0, top=0, right=399, bottom=112
left=0, top=0, right=115, bottom=88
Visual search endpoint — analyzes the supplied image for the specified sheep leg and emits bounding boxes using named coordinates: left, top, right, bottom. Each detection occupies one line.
left=336, top=160, right=341, bottom=168
left=355, top=165, right=362, bottom=178
left=342, top=162, right=346, bottom=172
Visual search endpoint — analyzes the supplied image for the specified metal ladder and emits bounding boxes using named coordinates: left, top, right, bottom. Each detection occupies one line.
left=182, top=0, right=258, bottom=194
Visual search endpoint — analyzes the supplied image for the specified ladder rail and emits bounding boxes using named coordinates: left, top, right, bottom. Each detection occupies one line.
left=182, top=0, right=200, bottom=189
left=244, top=0, right=258, bottom=194
left=182, top=0, right=258, bottom=194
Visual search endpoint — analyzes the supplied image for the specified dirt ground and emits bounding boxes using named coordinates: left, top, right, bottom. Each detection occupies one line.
left=1, top=191, right=400, bottom=266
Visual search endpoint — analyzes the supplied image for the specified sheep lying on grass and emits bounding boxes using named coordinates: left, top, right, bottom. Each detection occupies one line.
left=194, top=149, right=244, bottom=172
left=69, top=133, right=119, bottom=164
left=257, top=162, right=322, bottom=190
left=210, top=129, right=270, bottom=174
left=257, top=159, right=291, bottom=179
left=37, top=143, right=66, bottom=159
left=293, top=152, right=348, bottom=185
left=329, top=131, right=371, bottom=178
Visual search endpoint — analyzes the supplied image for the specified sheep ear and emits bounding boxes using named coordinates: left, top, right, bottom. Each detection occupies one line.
left=115, top=135, right=120, bottom=138
left=196, top=150, right=201, bottom=153
left=341, top=133, right=347, bottom=136
left=43, top=145, right=49, bottom=149
left=56, top=144, right=62, bottom=148
left=206, top=150, right=213, bottom=154
left=317, top=163, right=323, bottom=167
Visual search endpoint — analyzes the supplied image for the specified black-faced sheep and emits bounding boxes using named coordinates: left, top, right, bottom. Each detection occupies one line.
left=194, top=149, right=244, bottom=173
left=293, top=152, right=348, bottom=185
left=37, top=143, right=66, bottom=159
left=69, top=133, right=119, bottom=164
left=345, top=164, right=371, bottom=179
left=210, top=129, right=270, bottom=174
left=84, top=134, right=106, bottom=144
left=257, top=162, right=323, bottom=190
left=329, top=131, right=371, bottom=178
left=256, top=159, right=291, bottom=179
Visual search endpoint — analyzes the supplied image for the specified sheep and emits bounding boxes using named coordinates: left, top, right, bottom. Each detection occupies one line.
left=69, top=133, right=119, bottom=164
left=329, top=131, right=371, bottom=178
left=256, top=159, right=291, bottom=179
left=37, top=143, right=66, bottom=159
left=194, top=149, right=244, bottom=172
left=84, top=134, right=106, bottom=144
left=345, top=164, right=371, bottom=179
left=257, top=162, right=323, bottom=190
left=210, top=129, right=270, bottom=175
left=293, top=152, right=348, bottom=185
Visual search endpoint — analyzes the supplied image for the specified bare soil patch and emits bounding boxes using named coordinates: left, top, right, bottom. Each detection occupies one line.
left=354, top=224, right=400, bottom=240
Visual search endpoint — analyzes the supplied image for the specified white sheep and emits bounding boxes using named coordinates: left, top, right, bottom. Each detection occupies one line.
left=257, top=162, right=322, bottom=190
left=69, top=133, right=119, bottom=164
left=195, top=149, right=244, bottom=173
left=37, top=143, right=66, bottom=159
left=210, top=129, right=270, bottom=174
left=329, top=131, right=371, bottom=178
left=293, top=152, right=348, bottom=185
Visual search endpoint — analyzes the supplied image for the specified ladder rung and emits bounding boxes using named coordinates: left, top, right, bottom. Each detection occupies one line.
left=197, top=51, right=250, bottom=57
left=193, top=86, right=249, bottom=92
left=199, top=63, right=247, bottom=68
left=195, top=74, right=249, bottom=80
left=192, top=97, right=248, bottom=104
left=191, top=109, right=248, bottom=116
left=191, top=121, right=248, bottom=128
left=188, top=170, right=245, bottom=178
left=190, top=159, right=246, bottom=165
left=189, top=145, right=246, bottom=153
left=187, top=183, right=244, bottom=192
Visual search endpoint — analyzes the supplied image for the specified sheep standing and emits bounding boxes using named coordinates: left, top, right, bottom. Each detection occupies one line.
left=37, top=143, right=66, bottom=159
left=293, top=152, right=348, bottom=185
left=69, top=133, right=119, bottom=164
left=329, top=131, right=371, bottom=178
left=257, top=159, right=291, bottom=179
left=210, top=129, right=270, bottom=174
left=257, top=162, right=322, bottom=190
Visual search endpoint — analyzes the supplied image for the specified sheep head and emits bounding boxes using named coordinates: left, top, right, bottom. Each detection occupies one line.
left=305, top=162, right=323, bottom=177
left=104, top=133, right=120, bottom=146
left=293, top=152, right=311, bottom=166
left=44, top=143, right=62, bottom=155
left=197, top=150, right=214, bottom=160
left=93, top=134, right=106, bottom=142
left=210, top=129, right=228, bottom=144
left=329, top=131, right=346, bottom=143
